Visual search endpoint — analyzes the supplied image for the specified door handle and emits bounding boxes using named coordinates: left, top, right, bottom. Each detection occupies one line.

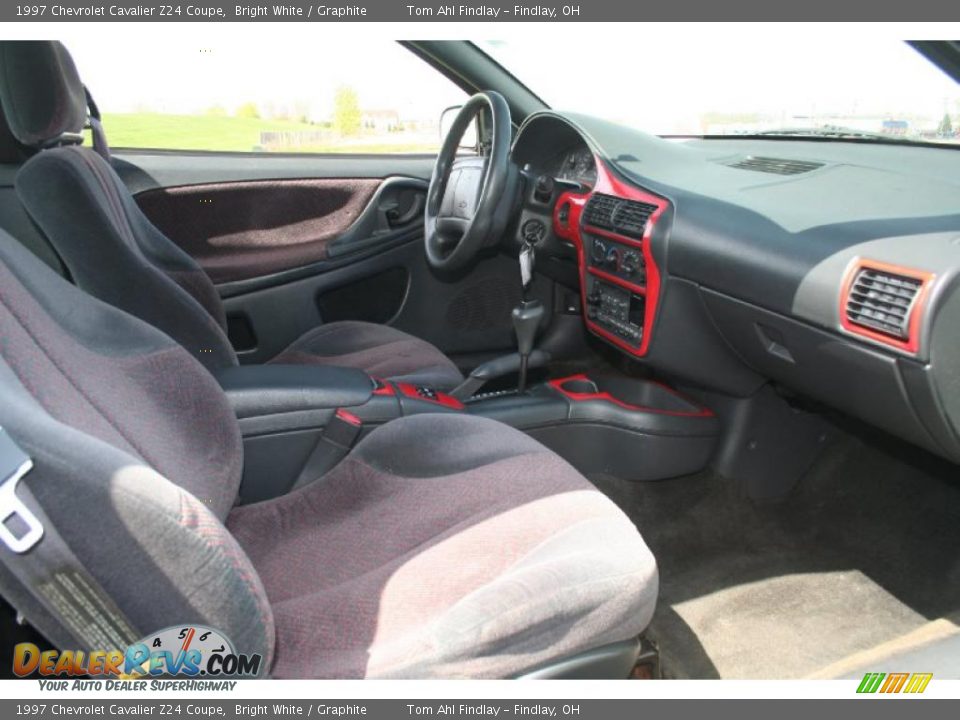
left=385, top=192, right=425, bottom=228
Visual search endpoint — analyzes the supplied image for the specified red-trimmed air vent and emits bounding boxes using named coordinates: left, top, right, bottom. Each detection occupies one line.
left=584, top=193, right=658, bottom=239
left=840, top=260, right=934, bottom=354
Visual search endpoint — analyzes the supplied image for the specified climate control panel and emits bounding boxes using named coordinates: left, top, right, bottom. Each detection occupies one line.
left=587, top=235, right=646, bottom=285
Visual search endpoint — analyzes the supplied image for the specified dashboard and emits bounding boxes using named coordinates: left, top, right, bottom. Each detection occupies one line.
left=509, top=112, right=960, bottom=465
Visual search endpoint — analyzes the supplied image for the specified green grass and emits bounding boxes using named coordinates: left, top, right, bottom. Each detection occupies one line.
left=90, top=113, right=438, bottom=154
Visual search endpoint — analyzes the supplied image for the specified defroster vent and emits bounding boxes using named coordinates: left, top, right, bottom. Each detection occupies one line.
left=725, top=156, right=825, bottom=175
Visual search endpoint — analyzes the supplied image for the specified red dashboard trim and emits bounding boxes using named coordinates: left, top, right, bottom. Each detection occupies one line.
left=587, top=266, right=647, bottom=295
left=582, top=224, right=647, bottom=249
left=548, top=374, right=714, bottom=418
left=838, top=258, right=934, bottom=355
left=553, top=191, right=588, bottom=244
left=553, top=158, right=669, bottom=357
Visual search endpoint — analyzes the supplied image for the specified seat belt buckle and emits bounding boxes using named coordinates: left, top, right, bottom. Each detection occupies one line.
left=327, top=409, right=363, bottom=448
left=0, top=427, right=44, bottom=554
left=290, top=409, right=364, bottom=489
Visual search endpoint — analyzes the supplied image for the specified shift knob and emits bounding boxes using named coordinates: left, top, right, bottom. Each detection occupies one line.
left=512, top=299, right=544, bottom=359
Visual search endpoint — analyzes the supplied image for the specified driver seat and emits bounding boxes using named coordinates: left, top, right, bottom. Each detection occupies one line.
left=0, top=41, right=464, bottom=390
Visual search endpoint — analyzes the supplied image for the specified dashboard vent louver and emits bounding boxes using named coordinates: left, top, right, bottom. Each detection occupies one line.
left=584, top=193, right=658, bottom=239
left=845, top=268, right=922, bottom=341
left=726, top=156, right=825, bottom=175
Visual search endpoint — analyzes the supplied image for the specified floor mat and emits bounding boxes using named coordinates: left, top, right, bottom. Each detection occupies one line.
left=590, top=433, right=960, bottom=679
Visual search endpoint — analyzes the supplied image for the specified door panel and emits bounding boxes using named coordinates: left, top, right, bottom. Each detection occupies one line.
left=113, top=151, right=437, bottom=193
left=219, top=238, right=551, bottom=366
left=137, top=177, right=383, bottom=283
left=118, top=150, right=554, bottom=368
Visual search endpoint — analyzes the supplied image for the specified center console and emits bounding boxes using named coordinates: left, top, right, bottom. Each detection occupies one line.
left=217, top=363, right=718, bottom=504
left=468, top=371, right=717, bottom=481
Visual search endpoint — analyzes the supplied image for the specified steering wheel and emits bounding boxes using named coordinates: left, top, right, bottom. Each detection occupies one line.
left=425, top=91, right=513, bottom=273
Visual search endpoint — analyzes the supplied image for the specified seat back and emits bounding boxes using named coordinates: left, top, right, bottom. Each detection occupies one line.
left=0, top=41, right=237, bottom=373
left=0, top=230, right=273, bottom=665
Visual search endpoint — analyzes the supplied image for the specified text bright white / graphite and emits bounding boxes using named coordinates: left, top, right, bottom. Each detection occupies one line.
left=236, top=4, right=369, bottom=16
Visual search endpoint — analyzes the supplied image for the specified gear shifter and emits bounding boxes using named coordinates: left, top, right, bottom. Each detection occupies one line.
left=513, top=240, right=543, bottom=393
left=512, top=298, right=543, bottom=393
left=448, top=239, right=546, bottom=401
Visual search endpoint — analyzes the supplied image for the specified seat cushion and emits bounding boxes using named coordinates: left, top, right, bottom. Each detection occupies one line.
left=268, top=320, right=463, bottom=390
left=227, top=414, right=658, bottom=679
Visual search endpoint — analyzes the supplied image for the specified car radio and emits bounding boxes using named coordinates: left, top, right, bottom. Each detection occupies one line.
left=584, top=275, right=645, bottom=346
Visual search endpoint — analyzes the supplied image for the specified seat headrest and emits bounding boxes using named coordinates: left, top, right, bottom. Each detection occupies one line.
left=0, top=41, right=87, bottom=148
left=0, top=98, right=31, bottom=163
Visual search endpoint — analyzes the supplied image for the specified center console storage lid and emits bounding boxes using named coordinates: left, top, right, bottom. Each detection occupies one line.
left=216, top=365, right=373, bottom=419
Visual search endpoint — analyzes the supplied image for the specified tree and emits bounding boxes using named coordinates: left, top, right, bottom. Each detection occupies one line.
left=938, top=112, right=954, bottom=137
left=291, top=100, right=311, bottom=124
left=235, top=102, right=260, bottom=120
left=205, top=104, right=227, bottom=117
left=333, top=86, right=361, bottom=136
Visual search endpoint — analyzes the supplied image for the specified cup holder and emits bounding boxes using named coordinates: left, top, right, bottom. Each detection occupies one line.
left=552, top=372, right=708, bottom=415
left=558, top=378, right=599, bottom=394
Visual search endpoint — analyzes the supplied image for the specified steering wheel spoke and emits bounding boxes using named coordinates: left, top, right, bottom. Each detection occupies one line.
left=436, top=216, right=470, bottom=240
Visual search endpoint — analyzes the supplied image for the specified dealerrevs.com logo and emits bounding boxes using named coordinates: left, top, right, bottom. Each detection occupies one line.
left=856, top=672, right=933, bottom=694
left=13, top=625, right=263, bottom=680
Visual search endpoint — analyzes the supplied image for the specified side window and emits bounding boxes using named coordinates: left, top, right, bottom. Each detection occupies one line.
left=68, top=40, right=467, bottom=154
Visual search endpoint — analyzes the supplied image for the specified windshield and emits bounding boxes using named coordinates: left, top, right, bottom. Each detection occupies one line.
left=479, top=38, right=960, bottom=145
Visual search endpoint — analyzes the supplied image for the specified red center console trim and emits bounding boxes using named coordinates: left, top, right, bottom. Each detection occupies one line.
left=372, top=380, right=396, bottom=396
left=838, top=258, right=934, bottom=355
left=553, top=158, right=669, bottom=357
left=395, top=382, right=465, bottom=410
left=548, top=374, right=714, bottom=418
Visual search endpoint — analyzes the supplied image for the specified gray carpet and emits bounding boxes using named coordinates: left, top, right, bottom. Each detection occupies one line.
left=591, top=433, right=960, bottom=679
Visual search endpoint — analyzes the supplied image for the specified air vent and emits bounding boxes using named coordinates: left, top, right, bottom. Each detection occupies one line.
left=725, top=156, right=824, bottom=175
left=844, top=267, right=923, bottom=341
left=583, top=194, right=620, bottom=230
left=584, top=193, right=659, bottom=239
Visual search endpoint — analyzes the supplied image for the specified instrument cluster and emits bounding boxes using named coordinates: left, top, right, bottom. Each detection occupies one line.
left=554, top=147, right=598, bottom=187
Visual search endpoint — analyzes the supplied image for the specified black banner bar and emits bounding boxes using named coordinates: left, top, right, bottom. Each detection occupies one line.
left=1, top=0, right=958, bottom=22
left=2, top=699, right=960, bottom=720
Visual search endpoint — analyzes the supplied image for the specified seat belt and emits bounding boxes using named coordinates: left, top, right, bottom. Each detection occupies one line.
left=83, top=86, right=111, bottom=163
left=290, top=409, right=363, bottom=491
left=0, top=426, right=140, bottom=651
